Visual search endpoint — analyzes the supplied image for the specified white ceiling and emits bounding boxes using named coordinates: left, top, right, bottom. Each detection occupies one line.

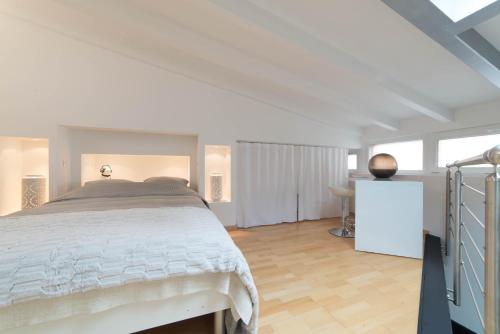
left=1, top=0, right=499, bottom=133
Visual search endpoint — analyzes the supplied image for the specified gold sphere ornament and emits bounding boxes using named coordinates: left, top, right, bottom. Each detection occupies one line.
left=368, top=153, right=398, bottom=179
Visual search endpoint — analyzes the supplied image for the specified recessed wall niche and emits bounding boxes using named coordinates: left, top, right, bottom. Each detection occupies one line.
left=205, top=145, right=231, bottom=203
left=0, top=136, right=49, bottom=216
left=63, top=127, right=198, bottom=191
left=81, top=154, right=190, bottom=185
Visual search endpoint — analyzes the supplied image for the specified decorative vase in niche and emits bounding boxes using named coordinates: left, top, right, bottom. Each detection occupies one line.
left=210, top=173, right=223, bottom=202
left=22, top=175, right=47, bottom=209
left=100, top=164, right=112, bottom=178
left=368, top=153, right=398, bottom=179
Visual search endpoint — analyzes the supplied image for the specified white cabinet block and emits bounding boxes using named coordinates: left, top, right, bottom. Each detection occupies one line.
left=355, top=180, right=423, bottom=259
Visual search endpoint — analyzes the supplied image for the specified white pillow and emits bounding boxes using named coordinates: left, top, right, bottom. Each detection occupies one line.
left=84, top=179, right=134, bottom=186
left=143, top=176, right=189, bottom=186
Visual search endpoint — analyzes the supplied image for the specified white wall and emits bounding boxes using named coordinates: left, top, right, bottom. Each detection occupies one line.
left=0, top=14, right=359, bottom=224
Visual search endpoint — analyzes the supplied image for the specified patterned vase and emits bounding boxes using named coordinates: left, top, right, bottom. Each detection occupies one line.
left=22, top=176, right=46, bottom=209
left=210, top=173, right=223, bottom=202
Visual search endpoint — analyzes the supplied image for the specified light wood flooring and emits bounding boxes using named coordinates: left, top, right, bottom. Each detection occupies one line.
left=230, top=218, right=422, bottom=334
left=143, top=218, right=422, bottom=334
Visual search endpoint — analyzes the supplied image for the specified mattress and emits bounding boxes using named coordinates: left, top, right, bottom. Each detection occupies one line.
left=0, top=272, right=251, bottom=333
left=12, top=180, right=208, bottom=216
left=0, top=181, right=258, bottom=333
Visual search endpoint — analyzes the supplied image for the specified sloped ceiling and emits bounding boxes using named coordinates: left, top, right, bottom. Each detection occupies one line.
left=1, top=0, right=499, bottom=133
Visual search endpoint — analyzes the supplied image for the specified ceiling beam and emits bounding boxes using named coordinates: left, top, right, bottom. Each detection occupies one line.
left=451, top=1, right=500, bottom=34
left=457, top=29, right=500, bottom=71
left=377, top=79, right=453, bottom=122
left=383, top=0, right=500, bottom=89
left=209, top=0, right=453, bottom=123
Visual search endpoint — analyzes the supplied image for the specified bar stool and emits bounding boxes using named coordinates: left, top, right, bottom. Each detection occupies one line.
left=328, top=186, right=355, bottom=238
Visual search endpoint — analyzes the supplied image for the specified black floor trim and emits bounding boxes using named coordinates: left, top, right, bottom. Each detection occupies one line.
left=417, top=234, right=453, bottom=334
left=452, top=320, right=477, bottom=334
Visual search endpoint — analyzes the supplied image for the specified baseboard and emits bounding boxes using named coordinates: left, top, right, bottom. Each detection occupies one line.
left=224, top=225, right=237, bottom=231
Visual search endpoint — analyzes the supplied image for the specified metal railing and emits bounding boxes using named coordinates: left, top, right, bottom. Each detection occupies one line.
left=445, top=145, right=500, bottom=334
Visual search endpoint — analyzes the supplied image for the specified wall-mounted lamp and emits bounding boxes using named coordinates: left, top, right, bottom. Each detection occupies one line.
left=100, top=165, right=112, bottom=178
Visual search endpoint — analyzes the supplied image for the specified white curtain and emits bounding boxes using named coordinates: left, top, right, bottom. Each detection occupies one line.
left=297, top=146, right=348, bottom=221
left=237, top=142, right=348, bottom=228
left=237, top=143, right=298, bottom=228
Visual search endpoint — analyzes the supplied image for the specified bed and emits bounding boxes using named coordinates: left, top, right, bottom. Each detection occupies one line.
left=0, top=178, right=258, bottom=334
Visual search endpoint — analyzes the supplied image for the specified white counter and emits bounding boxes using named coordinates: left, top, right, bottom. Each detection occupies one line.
left=355, top=180, right=423, bottom=259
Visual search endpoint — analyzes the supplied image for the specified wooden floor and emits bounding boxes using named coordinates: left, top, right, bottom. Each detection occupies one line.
left=230, top=218, right=422, bottom=334
left=143, top=218, right=422, bottom=334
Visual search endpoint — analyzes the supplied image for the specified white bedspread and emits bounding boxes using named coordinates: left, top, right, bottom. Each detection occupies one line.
left=0, top=207, right=258, bottom=333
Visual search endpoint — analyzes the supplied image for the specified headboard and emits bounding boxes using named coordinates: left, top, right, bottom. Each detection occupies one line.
left=61, top=127, right=198, bottom=194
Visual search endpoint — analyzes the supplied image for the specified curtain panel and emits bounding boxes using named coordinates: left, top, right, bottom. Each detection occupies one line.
left=237, top=142, right=348, bottom=228
left=298, top=145, right=348, bottom=221
left=236, top=143, right=298, bottom=228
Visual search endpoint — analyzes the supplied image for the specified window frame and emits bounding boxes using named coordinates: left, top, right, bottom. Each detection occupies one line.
left=369, top=139, right=425, bottom=173
left=348, top=152, right=358, bottom=171
left=434, top=130, right=500, bottom=174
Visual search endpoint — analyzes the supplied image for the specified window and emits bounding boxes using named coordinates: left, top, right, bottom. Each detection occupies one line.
left=429, top=0, right=495, bottom=22
left=438, top=133, right=500, bottom=167
left=371, top=140, right=423, bottom=170
left=348, top=154, right=358, bottom=170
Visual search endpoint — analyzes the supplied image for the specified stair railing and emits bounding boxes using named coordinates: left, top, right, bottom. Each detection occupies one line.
left=445, top=145, right=500, bottom=334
